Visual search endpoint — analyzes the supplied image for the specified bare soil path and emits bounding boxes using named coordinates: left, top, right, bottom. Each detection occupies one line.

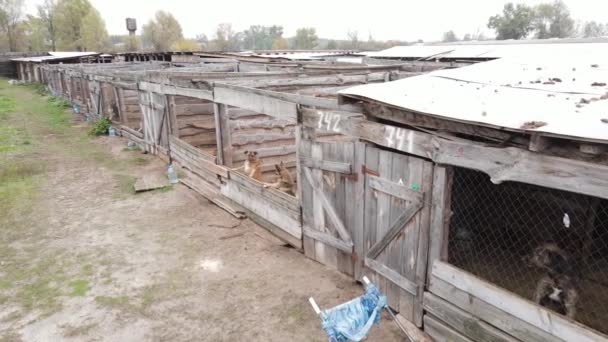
left=0, top=81, right=403, bottom=341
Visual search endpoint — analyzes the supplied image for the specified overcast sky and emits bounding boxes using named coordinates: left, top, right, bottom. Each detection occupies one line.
left=24, top=0, right=607, bottom=41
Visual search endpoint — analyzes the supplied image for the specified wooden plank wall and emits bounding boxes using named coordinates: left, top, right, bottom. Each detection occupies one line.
left=172, top=95, right=217, bottom=156
left=229, top=107, right=298, bottom=180
left=121, top=89, right=143, bottom=130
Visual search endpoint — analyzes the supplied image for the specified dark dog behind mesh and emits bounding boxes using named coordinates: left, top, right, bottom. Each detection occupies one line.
left=447, top=167, right=608, bottom=334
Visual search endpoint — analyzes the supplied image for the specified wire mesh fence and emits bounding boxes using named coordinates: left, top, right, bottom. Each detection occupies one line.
left=447, top=167, right=608, bottom=334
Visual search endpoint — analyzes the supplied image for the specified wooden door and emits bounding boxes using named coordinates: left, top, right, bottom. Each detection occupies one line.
left=363, top=146, right=433, bottom=326
left=299, top=132, right=365, bottom=276
left=139, top=91, right=169, bottom=154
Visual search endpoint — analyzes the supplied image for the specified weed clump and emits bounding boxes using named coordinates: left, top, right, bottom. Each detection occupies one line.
left=89, top=117, right=112, bottom=136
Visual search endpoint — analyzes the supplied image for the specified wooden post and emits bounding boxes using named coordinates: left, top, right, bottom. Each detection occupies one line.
left=213, top=103, right=232, bottom=166
left=427, top=165, right=453, bottom=285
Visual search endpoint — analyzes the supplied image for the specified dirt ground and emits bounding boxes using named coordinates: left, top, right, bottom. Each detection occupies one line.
left=0, top=81, right=405, bottom=341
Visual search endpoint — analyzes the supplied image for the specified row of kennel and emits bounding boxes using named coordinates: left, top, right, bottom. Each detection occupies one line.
left=39, top=64, right=608, bottom=342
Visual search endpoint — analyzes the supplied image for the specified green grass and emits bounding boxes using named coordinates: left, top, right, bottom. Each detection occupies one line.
left=0, top=94, right=16, bottom=119
left=69, top=279, right=89, bottom=296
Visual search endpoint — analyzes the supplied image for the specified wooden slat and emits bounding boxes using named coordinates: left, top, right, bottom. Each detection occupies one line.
left=427, top=166, right=453, bottom=283
left=227, top=171, right=300, bottom=214
left=138, top=81, right=213, bottom=100
left=303, top=167, right=352, bottom=243
left=220, top=180, right=302, bottom=240
left=429, top=276, right=562, bottom=342
left=424, top=315, right=474, bottom=342
left=301, top=108, right=434, bottom=158
left=423, top=292, right=519, bottom=342
left=366, top=202, right=422, bottom=260
left=302, top=226, right=353, bottom=253
left=365, top=258, right=417, bottom=296
left=433, top=138, right=608, bottom=201
left=214, top=86, right=298, bottom=120
left=432, top=261, right=607, bottom=342
left=368, top=175, right=424, bottom=203
left=299, top=156, right=352, bottom=174
left=351, top=142, right=367, bottom=279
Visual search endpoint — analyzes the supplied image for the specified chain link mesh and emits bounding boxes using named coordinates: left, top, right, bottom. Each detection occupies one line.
left=448, top=167, right=608, bottom=334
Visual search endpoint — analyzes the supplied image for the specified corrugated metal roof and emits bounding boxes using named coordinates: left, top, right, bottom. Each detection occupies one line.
left=340, top=57, right=608, bottom=142
left=11, top=52, right=99, bottom=63
left=365, top=43, right=608, bottom=60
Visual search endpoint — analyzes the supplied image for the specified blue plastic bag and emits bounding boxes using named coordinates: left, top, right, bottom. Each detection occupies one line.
left=320, top=283, right=387, bottom=342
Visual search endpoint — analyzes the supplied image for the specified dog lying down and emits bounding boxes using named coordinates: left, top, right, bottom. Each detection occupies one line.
left=233, top=152, right=296, bottom=196
left=525, top=243, right=579, bottom=319
left=263, top=161, right=296, bottom=196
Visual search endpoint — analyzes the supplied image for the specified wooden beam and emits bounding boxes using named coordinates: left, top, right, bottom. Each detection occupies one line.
left=213, top=103, right=232, bottom=166
left=365, top=257, right=417, bottom=296
left=368, top=175, right=424, bottom=202
left=214, top=86, right=298, bottom=120
left=366, top=202, right=422, bottom=260
left=303, top=108, right=608, bottom=200
left=432, top=261, right=607, bottom=342
left=424, top=315, right=474, bottom=342
left=215, top=83, right=362, bottom=113
left=427, top=165, right=453, bottom=284
left=303, top=167, right=352, bottom=243
left=424, top=292, right=519, bottom=342
left=301, top=108, right=434, bottom=159
left=529, top=134, right=550, bottom=152
left=138, top=81, right=213, bottom=100
left=432, top=138, right=608, bottom=200
left=299, top=156, right=352, bottom=174
left=302, top=226, right=353, bottom=253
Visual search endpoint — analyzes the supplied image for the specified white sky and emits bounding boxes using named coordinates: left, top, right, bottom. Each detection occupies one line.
left=24, top=0, right=608, bottom=42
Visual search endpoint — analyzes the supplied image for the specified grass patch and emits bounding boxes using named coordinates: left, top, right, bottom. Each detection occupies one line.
left=122, top=146, right=139, bottom=152
left=95, top=295, right=130, bottom=309
left=114, top=174, right=136, bottom=195
left=69, top=279, right=89, bottom=296
left=0, top=94, right=16, bottom=119
left=155, top=185, right=174, bottom=193
left=130, top=155, right=150, bottom=166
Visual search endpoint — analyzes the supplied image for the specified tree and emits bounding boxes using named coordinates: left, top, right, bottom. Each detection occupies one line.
left=80, top=7, right=108, bottom=51
left=122, top=35, right=139, bottom=51
left=463, top=33, right=472, bottom=41
left=582, top=21, right=606, bottom=38
left=532, top=1, right=575, bottom=39
left=0, top=0, right=25, bottom=51
left=37, top=0, right=56, bottom=51
left=242, top=25, right=283, bottom=50
left=196, top=33, right=209, bottom=50
left=141, top=11, right=183, bottom=51
left=271, top=37, right=288, bottom=50
left=442, top=30, right=458, bottom=42
left=294, top=27, right=317, bottom=49
left=347, top=30, right=359, bottom=49
left=171, top=38, right=199, bottom=51
left=54, top=0, right=93, bottom=51
left=21, top=14, right=47, bottom=51
left=209, top=23, right=241, bottom=51
left=326, top=39, right=337, bottom=49
left=488, top=3, right=534, bottom=40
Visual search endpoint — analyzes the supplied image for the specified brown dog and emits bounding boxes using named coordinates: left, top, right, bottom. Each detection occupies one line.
left=234, top=151, right=264, bottom=182
left=263, top=161, right=296, bottom=196
left=525, top=243, right=579, bottom=319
